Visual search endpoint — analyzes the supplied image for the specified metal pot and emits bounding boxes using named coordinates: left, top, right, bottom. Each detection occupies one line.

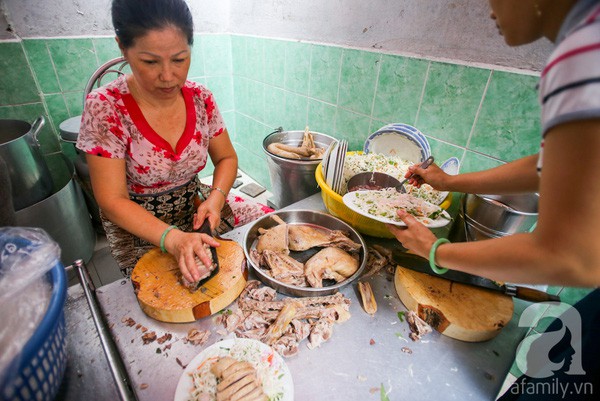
left=449, top=193, right=538, bottom=242
left=0, top=117, right=53, bottom=211
left=263, top=129, right=336, bottom=209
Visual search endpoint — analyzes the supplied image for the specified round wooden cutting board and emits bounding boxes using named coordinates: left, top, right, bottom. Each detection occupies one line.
left=131, top=238, right=248, bottom=323
left=394, top=265, right=514, bottom=342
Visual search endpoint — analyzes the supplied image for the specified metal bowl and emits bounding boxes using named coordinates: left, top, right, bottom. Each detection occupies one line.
left=243, top=210, right=368, bottom=297
left=346, top=171, right=401, bottom=192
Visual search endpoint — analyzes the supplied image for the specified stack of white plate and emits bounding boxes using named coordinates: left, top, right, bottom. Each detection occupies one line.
left=322, top=139, right=348, bottom=195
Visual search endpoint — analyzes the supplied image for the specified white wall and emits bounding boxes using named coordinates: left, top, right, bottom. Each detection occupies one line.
left=1, top=0, right=553, bottom=71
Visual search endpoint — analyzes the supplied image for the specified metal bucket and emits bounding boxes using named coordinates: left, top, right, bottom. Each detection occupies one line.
left=449, top=193, right=538, bottom=242
left=0, top=117, right=53, bottom=211
left=15, top=154, right=95, bottom=265
left=263, top=129, right=336, bottom=208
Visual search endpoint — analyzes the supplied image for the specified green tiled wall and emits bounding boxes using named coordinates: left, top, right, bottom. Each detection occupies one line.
left=229, top=35, right=542, bottom=189
left=1, top=33, right=541, bottom=190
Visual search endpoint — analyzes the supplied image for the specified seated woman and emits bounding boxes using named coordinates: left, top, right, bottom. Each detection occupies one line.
left=77, top=0, right=271, bottom=280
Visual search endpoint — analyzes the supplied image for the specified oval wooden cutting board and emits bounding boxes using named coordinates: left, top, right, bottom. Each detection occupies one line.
left=394, top=265, right=513, bottom=342
left=131, top=238, right=247, bottom=323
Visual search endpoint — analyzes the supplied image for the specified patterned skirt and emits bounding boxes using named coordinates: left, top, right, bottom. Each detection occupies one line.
left=101, top=176, right=235, bottom=277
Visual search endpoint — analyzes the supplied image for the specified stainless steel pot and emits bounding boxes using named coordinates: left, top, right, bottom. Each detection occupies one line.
left=449, top=193, right=538, bottom=241
left=0, top=117, right=53, bottom=211
left=263, top=129, right=336, bottom=209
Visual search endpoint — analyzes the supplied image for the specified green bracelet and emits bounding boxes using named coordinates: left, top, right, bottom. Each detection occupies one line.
left=160, top=225, right=177, bottom=253
left=429, top=238, right=450, bottom=274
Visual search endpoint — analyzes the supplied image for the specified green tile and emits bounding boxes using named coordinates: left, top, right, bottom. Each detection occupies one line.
left=284, top=42, right=311, bottom=96
left=461, top=150, right=504, bottom=173
left=235, top=144, right=271, bottom=190
left=93, top=37, right=121, bottom=64
left=417, top=62, right=489, bottom=147
left=247, top=80, right=265, bottom=122
left=246, top=37, right=265, bottom=83
left=510, top=331, right=542, bottom=377
left=44, top=94, right=70, bottom=136
left=282, top=92, right=308, bottom=130
left=231, top=35, right=249, bottom=78
left=222, top=110, right=236, bottom=140
left=188, top=35, right=204, bottom=79
left=307, top=99, right=336, bottom=136
left=233, top=76, right=251, bottom=116
left=263, top=86, right=286, bottom=128
left=309, top=44, right=342, bottom=105
left=22, top=39, right=60, bottom=94
left=202, top=34, right=232, bottom=76
left=47, top=38, right=99, bottom=92
left=373, top=55, right=428, bottom=124
left=64, top=91, right=85, bottom=117
left=334, top=108, right=371, bottom=151
left=557, top=287, right=593, bottom=306
left=428, top=137, right=464, bottom=166
left=338, top=49, right=380, bottom=114
left=206, top=76, right=234, bottom=113
left=234, top=112, right=270, bottom=164
left=0, top=42, right=39, bottom=105
left=470, top=71, right=540, bottom=161
left=199, top=161, right=215, bottom=178
left=263, top=39, right=286, bottom=88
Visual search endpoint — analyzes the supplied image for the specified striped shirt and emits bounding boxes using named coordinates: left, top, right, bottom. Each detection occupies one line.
left=537, top=0, right=600, bottom=173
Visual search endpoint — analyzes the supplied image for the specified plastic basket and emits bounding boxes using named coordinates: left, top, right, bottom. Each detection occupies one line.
left=1, top=260, right=68, bottom=401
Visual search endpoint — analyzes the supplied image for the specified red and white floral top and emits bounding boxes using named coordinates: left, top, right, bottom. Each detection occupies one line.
left=77, top=76, right=225, bottom=195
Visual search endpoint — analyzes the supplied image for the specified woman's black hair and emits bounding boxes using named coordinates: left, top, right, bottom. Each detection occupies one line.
left=112, top=0, right=194, bottom=48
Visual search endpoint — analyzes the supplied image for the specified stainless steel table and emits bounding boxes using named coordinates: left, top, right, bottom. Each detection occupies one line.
left=62, top=193, right=544, bottom=401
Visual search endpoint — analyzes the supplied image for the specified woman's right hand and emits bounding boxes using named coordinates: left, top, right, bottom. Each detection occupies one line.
left=163, top=228, right=220, bottom=283
left=406, top=161, right=451, bottom=191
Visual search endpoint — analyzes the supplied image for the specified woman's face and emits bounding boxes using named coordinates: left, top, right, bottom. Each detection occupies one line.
left=489, top=0, right=544, bottom=46
left=121, top=26, right=191, bottom=100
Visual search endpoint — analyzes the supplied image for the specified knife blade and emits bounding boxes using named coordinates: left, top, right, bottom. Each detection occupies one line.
left=393, top=251, right=560, bottom=303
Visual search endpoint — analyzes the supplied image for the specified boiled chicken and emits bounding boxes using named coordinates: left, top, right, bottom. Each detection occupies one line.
left=255, top=215, right=288, bottom=254
left=254, top=249, right=308, bottom=287
left=287, top=224, right=361, bottom=252
left=211, top=357, right=268, bottom=401
left=304, top=247, right=360, bottom=288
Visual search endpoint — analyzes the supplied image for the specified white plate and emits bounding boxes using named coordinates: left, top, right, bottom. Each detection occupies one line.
left=174, top=338, right=293, bottom=401
left=364, top=130, right=426, bottom=163
left=333, top=140, right=348, bottom=193
left=342, top=191, right=452, bottom=228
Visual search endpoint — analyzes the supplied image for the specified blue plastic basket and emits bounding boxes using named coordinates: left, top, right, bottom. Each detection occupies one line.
left=1, top=259, right=68, bottom=401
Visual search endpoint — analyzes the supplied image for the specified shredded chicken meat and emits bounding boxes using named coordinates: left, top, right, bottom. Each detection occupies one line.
left=217, top=281, right=351, bottom=357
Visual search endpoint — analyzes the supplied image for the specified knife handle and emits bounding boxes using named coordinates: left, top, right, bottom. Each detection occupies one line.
left=197, top=218, right=212, bottom=235
left=515, top=286, right=560, bottom=303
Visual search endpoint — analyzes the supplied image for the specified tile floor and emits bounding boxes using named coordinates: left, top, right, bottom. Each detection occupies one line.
left=68, top=170, right=273, bottom=288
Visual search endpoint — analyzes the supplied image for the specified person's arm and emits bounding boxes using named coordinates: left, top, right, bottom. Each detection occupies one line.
left=408, top=154, right=540, bottom=194
left=192, top=129, right=238, bottom=230
left=86, top=154, right=219, bottom=282
left=389, top=119, right=600, bottom=287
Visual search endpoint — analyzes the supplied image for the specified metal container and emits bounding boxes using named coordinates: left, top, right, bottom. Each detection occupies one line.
left=263, top=129, right=336, bottom=209
left=15, top=154, right=95, bottom=265
left=450, top=193, right=538, bottom=242
left=0, top=117, right=53, bottom=210
left=244, top=210, right=367, bottom=297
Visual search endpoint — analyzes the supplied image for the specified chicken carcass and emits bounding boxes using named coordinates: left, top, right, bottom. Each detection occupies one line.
left=255, top=249, right=308, bottom=287
left=287, top=224, right=361, bottom=252
left=304, top=247, right=360, bottom=288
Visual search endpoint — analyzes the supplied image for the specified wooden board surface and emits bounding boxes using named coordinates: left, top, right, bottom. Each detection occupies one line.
left=131, top=238, right=247, bottom=323
left=394, top=265, right=513, bottom=342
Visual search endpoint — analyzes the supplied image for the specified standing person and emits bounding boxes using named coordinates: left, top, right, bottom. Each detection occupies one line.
left=388, top=0, right=600, bottom=399
left=77, top=0, right=270, bottom=280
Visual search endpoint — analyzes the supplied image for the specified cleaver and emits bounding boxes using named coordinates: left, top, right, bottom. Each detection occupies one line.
left=190, top=218, right=220, bottom=289
left=393, top=251, right=560, bottom=303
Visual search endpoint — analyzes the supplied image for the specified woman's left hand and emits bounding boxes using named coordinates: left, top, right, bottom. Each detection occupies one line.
left=386, top=210, right=438, bottom=258
left=193, top=195, right=224, bottom=232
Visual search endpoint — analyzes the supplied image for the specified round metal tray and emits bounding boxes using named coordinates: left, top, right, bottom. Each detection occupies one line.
left=243, top=210, right=367, bottom=297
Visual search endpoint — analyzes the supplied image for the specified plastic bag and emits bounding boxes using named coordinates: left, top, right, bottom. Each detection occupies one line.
left=0, top=227, right=61, bottom=386
left=0, top=227, right=60, bottom=302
